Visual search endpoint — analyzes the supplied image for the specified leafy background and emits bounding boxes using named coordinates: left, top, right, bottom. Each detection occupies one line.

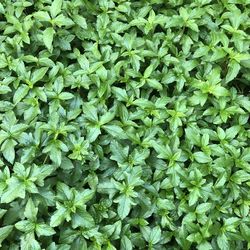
left=0, top=0, right=250, bottom=249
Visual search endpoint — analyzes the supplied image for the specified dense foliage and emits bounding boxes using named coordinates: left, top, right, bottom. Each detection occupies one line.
left=0, top=0, right=250, bottom=249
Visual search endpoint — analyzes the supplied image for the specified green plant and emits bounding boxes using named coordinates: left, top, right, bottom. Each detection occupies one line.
left=0, top=0, right=250, bottom=249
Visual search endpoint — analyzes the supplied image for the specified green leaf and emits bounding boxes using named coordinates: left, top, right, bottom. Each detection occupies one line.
left=0, top=54, right=7, bottom=68
left=196, top=203, right=212, bottom=214
left=193, top=152, right=212, bottom=163
left=225, top=126, right=240, bottom=140
left=1, top=139, right=17, bottom=164
left=121, top=236, right=133, bottom=250
left=54, top=14, right=74, bottom=27
left=97, top=181, right=117, bottom=196
left=50, top=0, right=62, bottom=18
left=13, top=85, right=30, bottom=104
left=75, top=189, right=95, bottom=205
left=193, top=46, right=210, bottom=58
left=34, top=11, right=51, bottom=21
left=0, top=3, right=4, bottom=14
left=31, top=67, right=48, bottom=84
left=231, top=170, right=250, bottom=184
left=1, top=178, right=26, bottom=203
left=141, top=226, right=161, bottom=245
left=150, top=226, right=162, bottom=245
left=20, top=233, right=41, bottom=250
left=0, top=225, right=13, bottom=247
left=24, top=198, right=38, bottom=221
left=83, top=104, right=99, bottom=122
left=197, top=241, right=213, bottom=250
left=144, top=65, right=154, bottom=78
left=87, top=126, right=101, bottom=142
left=0, top=85, right=11, bottom=94
left=187, top=20, right=199, bottom=32
left=185, top=127, right=200, bottom=145
left=102, top=125, right=126, bottom=139
left=141, top=226, right=151, bottom=242
left=100, top=112, right=115, bottom=125
left=189, top=188, right=200, bottom=206
left=212, top=85, right=229, bottom=98
left=73, top=15, right=87, bottom=29
left=226, top=60, right=240, bottom=83
left=43, top=27, right=55, bottom=52
left=58, top=92, right=74, bottom=100
left=71, top=209, right=95, bottom=228
left=217, top=234, right=229, bottom=250
left=15, top=220, right=35, bottom=233
left=147, top=79, right=163, bottom=90
left=36, top=223, right=56, bottom=237
left=50, top=207, right=67, bottom=227
left=0, top=209, right=7, bottom=219
left=117, top=195, right=131, bottom=219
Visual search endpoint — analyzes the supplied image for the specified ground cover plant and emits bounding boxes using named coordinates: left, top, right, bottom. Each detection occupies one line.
left=0, top=0, right=250, bottom=249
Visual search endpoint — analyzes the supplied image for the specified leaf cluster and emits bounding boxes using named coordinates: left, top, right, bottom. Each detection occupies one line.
left=0, top=0, right=250, bottom=249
